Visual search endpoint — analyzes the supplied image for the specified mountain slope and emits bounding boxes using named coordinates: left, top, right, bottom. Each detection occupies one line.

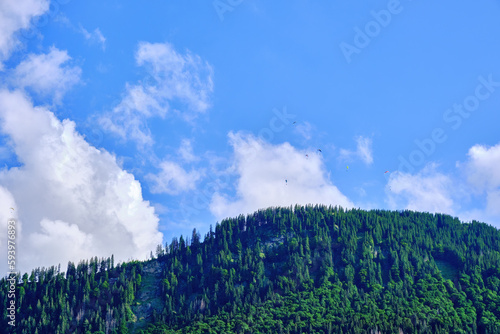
left=2, top=205, right=500, bottom=333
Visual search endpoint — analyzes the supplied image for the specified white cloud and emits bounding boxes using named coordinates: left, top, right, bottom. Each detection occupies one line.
left=0, top=0, right=49, bottom=68
left=146, top=160, right=203, bottom=195
left=0, top=186, right=19, bottom=255
left=28, top=219, right=95, bottom=267
left=486, top=190, right=500, bottom=216
left=463, top=143, right=500, bottom=192
left=387, top=164, right=455, bottom=215
left=100, top=41, right=214, bottom=147
left=135, top=42, right=214, bottom=113
left=451, top=206, right=500, bottom=228
left=461, top=143, right=500, bottom=223
left=357, top=137, right=374, bottom=165
left=339, top=136, right=373, bottom=165
left=10, top=47, right=81, bottom=103
left=293, top=121, right=313, bottom=140
left=0, top=90, right=163, bottom=273
left=178, top=139, right=198, bottom=162
left=79, top=25, right=106, bottom=50
left=385, top=143, right=500, bottom=229
left=210, top=132, right=354, bottom=221
left=99, top=84, right=167, bottom=147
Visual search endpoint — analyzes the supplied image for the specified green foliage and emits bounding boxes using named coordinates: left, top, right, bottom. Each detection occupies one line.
left=0, top=256, right=143, bottom=334
left=2, top=206, right=500, bottom=333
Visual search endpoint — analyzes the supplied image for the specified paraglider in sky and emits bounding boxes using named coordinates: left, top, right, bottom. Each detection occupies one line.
left=285, top=179, right=288, bottom=185
left=384, top=171, right=389, bottom=174
left=305, top=154, right=309, bottom=158
left=346, top=165, right=349, bottom=171
left=292, top=121, right=297, bottom=125
left=10, top=207, right=14, bottom=211
left=317, top=149, right=322, bottom=153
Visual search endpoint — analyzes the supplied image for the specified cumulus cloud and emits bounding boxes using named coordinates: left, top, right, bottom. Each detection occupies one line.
left=385, top=143, right=500, bottom=229
left=99, top=41, right=214, bottom=147
left=210, top=132, right=354, bottom=220
left=79, top=25, right=106, bottom=50
left=0, top=186, right=19, bottom=256
left=0, top=0, right=49, bottom=68
left=339, top=136, right=373, bottom=165
left=0, top=90, right=163, bottom=274
left=28, top=219, right=94, bottom=267
left=146, top=160, right=203, bottom=195
left=10, top=47, right=81, bottom=103
left=386, top=163, right=456, bottom=215
left=463, top=143, right=500, bottom=192
left=461, top=143, right=500, bottom=223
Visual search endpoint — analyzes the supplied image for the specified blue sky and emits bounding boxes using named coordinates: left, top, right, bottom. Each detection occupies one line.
left=1, top=0, right=500, bottom=273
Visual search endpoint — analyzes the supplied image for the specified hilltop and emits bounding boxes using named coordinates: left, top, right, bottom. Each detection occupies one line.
left=2, top=205, right=500, bottom=333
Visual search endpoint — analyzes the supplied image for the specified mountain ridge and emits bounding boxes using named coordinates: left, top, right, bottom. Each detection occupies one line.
left=2, top=205, right=500, bottom=333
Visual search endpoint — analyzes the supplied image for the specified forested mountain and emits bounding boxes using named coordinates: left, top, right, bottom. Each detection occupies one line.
left=2, top=205, right=500, bottom=333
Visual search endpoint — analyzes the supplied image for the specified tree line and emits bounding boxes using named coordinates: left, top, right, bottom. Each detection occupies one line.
left=2, top=205, right=500, bottom=333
